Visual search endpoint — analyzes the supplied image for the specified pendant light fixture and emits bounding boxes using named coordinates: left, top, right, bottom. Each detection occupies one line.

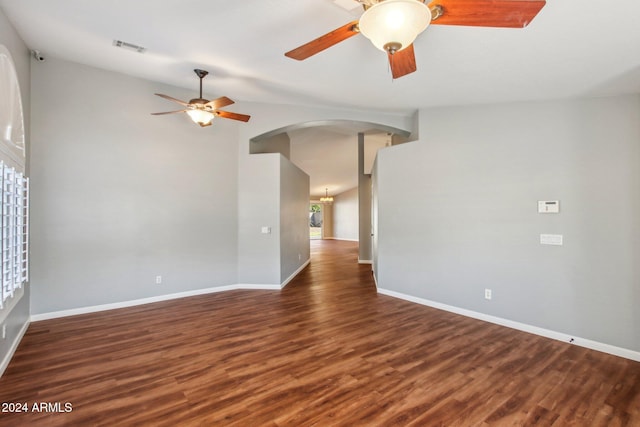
left=320, top=188, right=334, bottom=203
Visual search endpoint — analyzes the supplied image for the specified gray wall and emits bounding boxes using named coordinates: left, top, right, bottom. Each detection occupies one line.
left=333, top=187, right=358, bottom=241
left=237, top=153, right=281, bottom=285
left=280, top=157, right=310, bottom=282
left=321, top=202, right=333, bottom=239
left=250, top=132, right=290, bottom=159
left=375, top=95, right=640, bottom=352
left=371, top=159, right=379, bottom=273
left=29, top=58, right=239, bottom=314
left=236, top=153, right=309, bottom=285
left=358, top=133, right=372, bottom=262
left=0, top=6, right=31, bottom=371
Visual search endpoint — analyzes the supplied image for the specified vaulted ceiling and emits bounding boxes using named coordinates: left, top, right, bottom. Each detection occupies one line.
left=2, top=0, right=639, bottom=196
left=290, top=127, right=359, bottom=199
left=2, top=0, right=638, bottom=113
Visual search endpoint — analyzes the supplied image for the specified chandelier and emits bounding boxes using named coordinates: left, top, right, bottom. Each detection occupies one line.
left=320, top=188, right=334, bottom=203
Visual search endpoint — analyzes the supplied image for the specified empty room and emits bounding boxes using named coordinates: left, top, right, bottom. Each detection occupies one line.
left=0, top=0, right=639, bottom=425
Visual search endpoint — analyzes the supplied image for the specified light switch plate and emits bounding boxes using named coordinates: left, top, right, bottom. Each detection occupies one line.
left=540, top=234, right=563, bottom=245
left=261, top=226, right=271, bottom=234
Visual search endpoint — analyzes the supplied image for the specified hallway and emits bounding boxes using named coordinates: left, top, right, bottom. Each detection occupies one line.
left=0, top=240, right=638, bottom=426
left=286, top=239, right=376, bottom=297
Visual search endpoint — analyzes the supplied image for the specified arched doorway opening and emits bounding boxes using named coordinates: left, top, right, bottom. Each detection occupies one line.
left=250, top=119, right=413, bottom=264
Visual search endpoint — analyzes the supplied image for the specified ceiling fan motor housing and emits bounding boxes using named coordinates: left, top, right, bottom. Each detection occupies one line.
left=189, top=98, right=209, bottom=105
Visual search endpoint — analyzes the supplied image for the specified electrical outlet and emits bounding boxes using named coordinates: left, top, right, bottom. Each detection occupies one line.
left=155, top=275, right=162, bottom=284
left=484, top=289, right=492, bottom=300
left=298, top=253, right=302, bottom=261
left=2, top=324, right=6, bottom=339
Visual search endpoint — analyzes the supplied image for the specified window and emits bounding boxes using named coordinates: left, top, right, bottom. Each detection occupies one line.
left=0, top=163, right=28, bottom=308
left=310, top=203, right=322, bottom=240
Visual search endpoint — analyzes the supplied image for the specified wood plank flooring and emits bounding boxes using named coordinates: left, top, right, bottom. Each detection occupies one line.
left=1, top=239, right=639, bottom=426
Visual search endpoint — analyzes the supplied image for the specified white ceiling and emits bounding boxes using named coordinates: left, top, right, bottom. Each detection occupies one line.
left=289, top=127, right=359, bottom=199
left=2, top=0, right=639, bottom=195
left=2, top=0, right=639, bottom=112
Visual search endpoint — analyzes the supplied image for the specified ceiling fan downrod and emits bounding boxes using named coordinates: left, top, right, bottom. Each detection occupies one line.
left=192, top=69, right=209, bottom=104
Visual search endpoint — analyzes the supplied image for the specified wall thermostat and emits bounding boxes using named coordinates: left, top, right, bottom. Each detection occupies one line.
left=538, top=200, right=560, bottom=213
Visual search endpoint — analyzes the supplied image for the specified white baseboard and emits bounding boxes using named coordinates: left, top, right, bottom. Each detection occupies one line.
left=330, top=237, right=359, bottom=242
left=281, top=259, right=310, bottom=289
left=234, top=284, right=281, bottom=291
left=31, top=284, right=273, bottom=322
left=377, top=288, right=640, bottom=362
left=358, top=259, right=372, bottom=264
left=31, top=286, right=240, bottom=321
left=31, top=261, right=312, bottom=322
left=0, top=319, right=29, bottom=377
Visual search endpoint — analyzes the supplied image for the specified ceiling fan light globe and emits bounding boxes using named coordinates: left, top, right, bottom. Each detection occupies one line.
left=358, top=0, right=431, bottom=53
left=187, top=109, right=214, bottom=126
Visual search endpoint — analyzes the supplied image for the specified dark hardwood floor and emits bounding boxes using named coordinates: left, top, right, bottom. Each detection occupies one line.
left=1, top=240, right=639, bottom=426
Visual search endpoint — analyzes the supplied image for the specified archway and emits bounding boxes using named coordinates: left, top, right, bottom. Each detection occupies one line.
left=249, top=119, right=413, bottom=264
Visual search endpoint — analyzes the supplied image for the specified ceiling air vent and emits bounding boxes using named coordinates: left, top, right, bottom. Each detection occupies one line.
left=112, top=40, right=146, bottom=53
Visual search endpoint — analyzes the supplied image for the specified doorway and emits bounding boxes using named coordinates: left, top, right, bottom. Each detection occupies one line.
left=309, top=203, right=322, bottom=240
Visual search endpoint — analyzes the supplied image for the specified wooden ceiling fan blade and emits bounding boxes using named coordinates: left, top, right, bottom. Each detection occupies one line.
left=154, top=93, right=189, bottom=106
left=204, top=96, right=235, bottom=110
left=215, top=111, right=251, bottom=122
left=285, top=20, right=360, bottom=60
left=429, top=0, right=546, bottom=28
left=388, top=44, right=417, bottom=79
left=151, top=109, right=187, bottom=115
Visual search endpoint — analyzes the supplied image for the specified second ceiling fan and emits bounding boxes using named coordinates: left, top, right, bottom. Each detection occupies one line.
left=152, top=69, right=250, bottom=127
left=285, top=0, right=546, bottom=79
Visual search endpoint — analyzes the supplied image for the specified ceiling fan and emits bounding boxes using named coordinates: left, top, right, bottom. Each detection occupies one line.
left=285, top=0, right=546, bottom=79
left=152, top=69, right=250, bottom=127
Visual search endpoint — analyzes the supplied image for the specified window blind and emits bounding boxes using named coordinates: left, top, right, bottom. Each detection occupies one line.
left=0, top=162, right=28, bottom=308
